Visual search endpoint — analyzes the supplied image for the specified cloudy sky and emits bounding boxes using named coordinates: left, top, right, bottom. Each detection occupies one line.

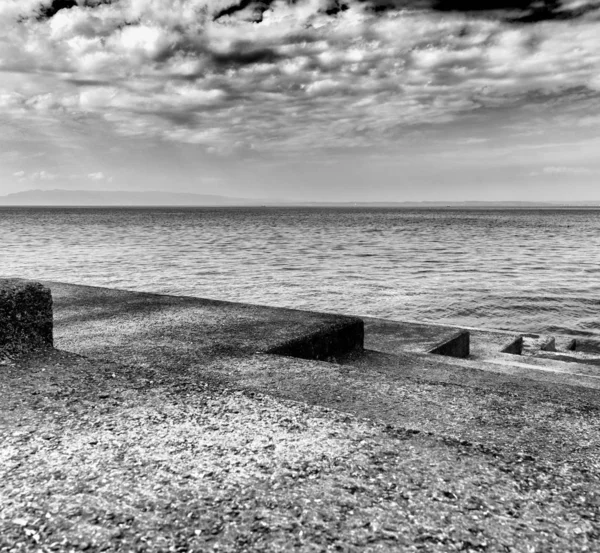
left=1, top=0, right=600, bottom=201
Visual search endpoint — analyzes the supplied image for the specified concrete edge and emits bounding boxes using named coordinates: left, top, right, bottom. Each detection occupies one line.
left=428, top=330, right=470, bottom=358
left=39, top=279, right=359, bottom=323
left=265, top=319, right=364, bottom=361
left=500, top=335, right=524, bottom=355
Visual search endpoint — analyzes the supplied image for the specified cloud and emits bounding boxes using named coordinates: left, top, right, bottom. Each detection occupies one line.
left=2, top=0, right=600, bottom=156
left=530, top=166, right=596, bottom=176
left=87, top=171, right=113, bottom=182
left=430, top=0, right=600, bottom=23
left=543, top=166, right=594, bottom=174
left=87, top=171, right=105, bottom=180
left=13, top=170, right=26, bottom=178
left=31, top=170, right=58, bottom=180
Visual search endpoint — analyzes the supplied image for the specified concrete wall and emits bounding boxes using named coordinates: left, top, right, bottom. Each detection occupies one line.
left=0, top=279, right=53, bottom=358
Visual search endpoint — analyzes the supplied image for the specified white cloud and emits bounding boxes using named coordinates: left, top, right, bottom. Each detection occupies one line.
left=88, top=171, right=106, bottom=180
left=13, top=170, right=25, bottom=178
left=543, top=166, right=594, bottom=175
left=530, top=166, right=595, bottom=176
left=31, top=170, right=57, bottom=181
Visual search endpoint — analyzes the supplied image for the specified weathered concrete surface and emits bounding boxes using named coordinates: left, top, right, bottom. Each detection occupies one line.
left=355, top=317, right=600, bottom=389
left=500, top=335, right=524, bottom=355
left=362, top=317, right=454, bottom=355
left=43, top=281, right=363, bottom=367
left=428, top=330, right=470, bottom=358
left=41, top=281, right=600, bottom=396
left=568, top=338, right=600, bottom=354
left=540, top=336, right=556, bottom=352
left=0, top=279, right=53, bottom=357
left=5, top=284, right=600, bottom=553
left=18, top=281, right=600, bottom=453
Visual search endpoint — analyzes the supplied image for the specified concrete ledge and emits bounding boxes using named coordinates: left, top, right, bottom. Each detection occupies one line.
left=428, top=330, right=470, bottom=358
left=266, top=319, right=364, bottom=361
left=500, top=335, right=524, bottom=355
left=0, top=279, right=53, bottom=357
left=567, top=338, right=600, bottom=354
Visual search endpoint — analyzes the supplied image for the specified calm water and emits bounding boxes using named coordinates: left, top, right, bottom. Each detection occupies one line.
left=1, top=207, right=599, bottom=337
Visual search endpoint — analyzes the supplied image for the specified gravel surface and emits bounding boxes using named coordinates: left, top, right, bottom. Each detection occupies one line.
left=2, top=350, right=600, bottom=552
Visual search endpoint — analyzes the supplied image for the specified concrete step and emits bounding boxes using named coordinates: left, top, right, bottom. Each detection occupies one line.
left=340, top=348, right=600, bottom=391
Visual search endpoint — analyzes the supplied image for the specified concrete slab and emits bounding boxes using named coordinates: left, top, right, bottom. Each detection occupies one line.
left=43, top=280, right=364, bottom=366
left=362, top=317, right=456, bottom=354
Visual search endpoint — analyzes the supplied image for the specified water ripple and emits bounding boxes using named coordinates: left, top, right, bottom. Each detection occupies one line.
left=1, top=206, right=599, bottom=337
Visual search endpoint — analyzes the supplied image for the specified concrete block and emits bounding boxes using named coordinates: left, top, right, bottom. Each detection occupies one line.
left=500, top=335, right=523, bottom=355
left=0, top=279, right=53, bottom=358
left=428, top=330, right=470, bottom=358
left=566, top=338, right=600, bottom=354
left=267, top=319, right=364, bottom=362
left=540, top=337, right=556, bottom=352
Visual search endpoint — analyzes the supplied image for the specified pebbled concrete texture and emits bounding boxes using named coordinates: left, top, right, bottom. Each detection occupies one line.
left=42, top=280, right=364, bottom=368
left=0, top=277, right=594, bottom=399
left=8, top=279, right=597, bottom=458
left=5, top=279, right=600, bottom=553
left=15, top=280, right=593, bottom=391
left=0, top=279, right=53, bottom=358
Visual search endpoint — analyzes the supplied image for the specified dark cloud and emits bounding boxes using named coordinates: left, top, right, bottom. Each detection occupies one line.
left=352, top=0, right=600, bottom=21
left=211, top=45, right=282, bottom=68
left=507, top=1, right=600, bottom=22
left=36, top=0, right=116, bottom=21
left=211, top=0, right=600, bottom=22
left=432, top=0, right=557, bottom=11
left=65, top=78, right=114, bottom=87
left=213, top=0, right=272, bottom=22
left=432, top=0, right=600, bottom=23
left=212, top=0, right=351, bottom=21
left=37, top=0, right=77, bottom=20
left=29, top=0, right=600, bottom=27
left=208, top=0, right=600, bottom=22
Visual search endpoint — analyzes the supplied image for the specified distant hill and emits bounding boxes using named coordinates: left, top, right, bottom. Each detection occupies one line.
left=0, top=189, right=257, bottom=206
left=303, top=201, right=600, bottom=207
left=0, top=189, right=598, bottom=207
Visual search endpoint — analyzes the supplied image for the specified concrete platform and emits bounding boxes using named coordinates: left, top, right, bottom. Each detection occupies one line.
left=43, top=280, right=363, bottom=366
left=36, top=280, right=600, bottom=395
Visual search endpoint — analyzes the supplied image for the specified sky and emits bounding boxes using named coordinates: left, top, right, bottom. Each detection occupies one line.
left=1, top=0, right=600, bottom=202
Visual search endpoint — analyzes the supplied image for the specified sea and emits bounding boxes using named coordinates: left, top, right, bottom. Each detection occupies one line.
left=1, top=206, right=599, bottom=337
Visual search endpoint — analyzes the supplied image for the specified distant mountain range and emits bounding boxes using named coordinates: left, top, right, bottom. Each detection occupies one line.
left=0, top=189, right=599, bottom=207
left=0, top=189, right=256, bottom=206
